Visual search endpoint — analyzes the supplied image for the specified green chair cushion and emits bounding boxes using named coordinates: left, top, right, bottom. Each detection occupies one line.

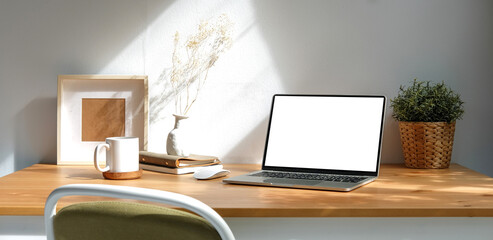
left=53, top=201, right=221, bottom=240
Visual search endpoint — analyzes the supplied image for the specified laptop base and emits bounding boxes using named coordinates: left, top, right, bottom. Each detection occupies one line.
left=224, top=172, right=376, bottom=192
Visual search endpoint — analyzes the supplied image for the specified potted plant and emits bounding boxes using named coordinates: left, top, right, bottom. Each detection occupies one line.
left=390, top=79, right=465, bottom=169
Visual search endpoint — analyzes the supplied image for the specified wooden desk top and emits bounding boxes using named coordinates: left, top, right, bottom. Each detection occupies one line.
left=1, top=164, right=493, bottom=217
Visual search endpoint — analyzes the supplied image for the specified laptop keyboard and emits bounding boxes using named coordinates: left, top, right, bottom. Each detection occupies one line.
left=250, top=171, right=368, bottom=183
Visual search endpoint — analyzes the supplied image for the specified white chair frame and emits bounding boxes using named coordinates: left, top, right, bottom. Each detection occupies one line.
left=44, top=184, right=235, bottom=240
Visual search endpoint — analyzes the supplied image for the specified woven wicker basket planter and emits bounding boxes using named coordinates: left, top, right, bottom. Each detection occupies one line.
left=398, top=121, right=456, bottom=169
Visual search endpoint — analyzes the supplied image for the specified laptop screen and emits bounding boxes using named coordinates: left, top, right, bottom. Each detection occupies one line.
left=262, top=95, right=386, bottom=175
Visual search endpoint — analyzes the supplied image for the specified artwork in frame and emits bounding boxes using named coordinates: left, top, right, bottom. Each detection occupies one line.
left=57, top=75, right=148, bottom=165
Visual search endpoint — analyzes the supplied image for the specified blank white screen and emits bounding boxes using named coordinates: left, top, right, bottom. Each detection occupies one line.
left=264, top=96, right=384, bottom=172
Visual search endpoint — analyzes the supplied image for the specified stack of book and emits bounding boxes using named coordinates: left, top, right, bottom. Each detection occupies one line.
left=139, top=151, right=222, bottom=175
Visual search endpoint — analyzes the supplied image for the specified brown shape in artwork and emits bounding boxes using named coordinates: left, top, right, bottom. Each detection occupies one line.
left=81, top=98, right=125, bottom=141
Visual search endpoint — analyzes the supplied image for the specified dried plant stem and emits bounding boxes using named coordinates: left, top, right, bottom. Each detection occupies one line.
left=172, top=81, right=178, bottom=115
left=186, top=81, right=191, bottom=115
left=184, top=68, right=210, bottom=115
left=168, top=14, right=233, bottom=116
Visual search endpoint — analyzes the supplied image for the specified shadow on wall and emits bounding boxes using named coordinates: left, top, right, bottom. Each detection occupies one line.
left=15, top=98, right=57, bottom=171
left=251, top=0, right=406, bottom=163
left=250, top=0, right=399, bottom=92
left=381, top=111, right=403, bottom=163
left=223, top=116, right=270, bottom=164
left=149, top=69, right=174, bottom=125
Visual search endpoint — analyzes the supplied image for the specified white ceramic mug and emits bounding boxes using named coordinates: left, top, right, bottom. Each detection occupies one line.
left=94, top=137, right=139, bottom=173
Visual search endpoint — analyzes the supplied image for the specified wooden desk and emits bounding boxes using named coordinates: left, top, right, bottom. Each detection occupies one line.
left=1, top=163, right=493, bottom=217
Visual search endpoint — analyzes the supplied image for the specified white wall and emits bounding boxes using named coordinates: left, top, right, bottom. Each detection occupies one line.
left=1, top=0, right=492, bottom=177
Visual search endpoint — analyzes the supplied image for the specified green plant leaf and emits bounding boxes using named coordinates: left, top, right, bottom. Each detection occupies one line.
left=390, top=79, right=464, bottom=122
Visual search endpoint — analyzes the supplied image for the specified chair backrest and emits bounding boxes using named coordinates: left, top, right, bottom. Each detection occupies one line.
left=44, top=184, right=235, bottom=240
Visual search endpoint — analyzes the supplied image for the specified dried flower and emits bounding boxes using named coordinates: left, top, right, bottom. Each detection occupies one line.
left=170, top=14, right=234, bottom=115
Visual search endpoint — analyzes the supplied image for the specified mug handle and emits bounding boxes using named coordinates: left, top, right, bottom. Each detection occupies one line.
left=94, top=143, right=110, bottom=172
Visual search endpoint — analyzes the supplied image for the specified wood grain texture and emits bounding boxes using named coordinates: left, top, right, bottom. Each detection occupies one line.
left=1, top=164, right=492, bottom=217
left=102, top=169, right=143, bottom=180
left=81, top=98, right=125, bottom=141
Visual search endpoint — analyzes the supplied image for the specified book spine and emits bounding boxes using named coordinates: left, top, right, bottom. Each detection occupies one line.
left=139, top=155, right=178, bottom=168
left=140, top=163, right=192, bottom=175
left=140, top=163, right=223, bottom=175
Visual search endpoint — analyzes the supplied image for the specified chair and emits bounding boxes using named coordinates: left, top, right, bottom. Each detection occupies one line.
left=44, top=184, right=235, bottom=240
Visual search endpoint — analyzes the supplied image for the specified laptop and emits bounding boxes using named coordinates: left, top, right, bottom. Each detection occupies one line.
left=223, top=94, right=386, bottom=191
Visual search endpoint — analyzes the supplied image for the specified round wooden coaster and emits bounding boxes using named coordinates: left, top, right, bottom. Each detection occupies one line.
left=102, top=169, right=143, bottom=180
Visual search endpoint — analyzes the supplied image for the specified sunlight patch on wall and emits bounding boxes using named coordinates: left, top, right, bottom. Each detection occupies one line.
left=145, top=0, right=285, bottom=163
left=0, top=152, right=14, bottom=177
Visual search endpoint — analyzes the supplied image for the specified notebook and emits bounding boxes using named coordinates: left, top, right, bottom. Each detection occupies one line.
left=223, top=94, right=386, bottom=191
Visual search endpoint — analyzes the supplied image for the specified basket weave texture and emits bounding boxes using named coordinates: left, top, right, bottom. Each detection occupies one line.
left=398, top=121, right=456, bottom=169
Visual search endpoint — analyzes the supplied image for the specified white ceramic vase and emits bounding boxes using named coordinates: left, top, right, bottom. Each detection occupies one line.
left=166, top=114, right=190, bottom=157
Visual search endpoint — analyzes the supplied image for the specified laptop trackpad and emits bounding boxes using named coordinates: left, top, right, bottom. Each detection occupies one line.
left=264, top=178, right=323, bottom=186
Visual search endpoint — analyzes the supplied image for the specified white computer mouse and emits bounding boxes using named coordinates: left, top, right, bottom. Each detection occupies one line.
left=193, top=168, right=230, bottom=180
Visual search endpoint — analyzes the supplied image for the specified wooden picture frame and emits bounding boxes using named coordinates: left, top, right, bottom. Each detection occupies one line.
left=57, top=75, right=148, bottom=165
